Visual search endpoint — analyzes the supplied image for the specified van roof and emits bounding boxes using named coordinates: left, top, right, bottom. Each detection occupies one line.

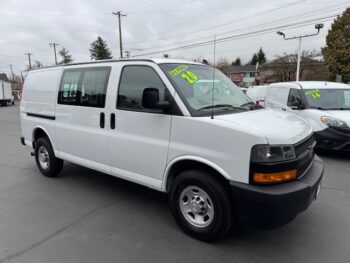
left=270, top=81, right=350, bottom=90
left=29, top=58, right=204, bottom=71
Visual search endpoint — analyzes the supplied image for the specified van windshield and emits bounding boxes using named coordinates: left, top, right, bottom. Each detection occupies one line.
left=303, top=88, right=350, bottom=110
left=159, top=63, right=253, bottom=116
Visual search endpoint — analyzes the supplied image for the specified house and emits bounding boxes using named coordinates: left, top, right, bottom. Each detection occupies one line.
left=223, top=65, right=259, bottom=88
left=0, top=73, right=9, bottom=82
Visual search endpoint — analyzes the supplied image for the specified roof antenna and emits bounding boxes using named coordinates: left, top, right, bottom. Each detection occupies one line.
left=211, top=35, right=216, bottom=120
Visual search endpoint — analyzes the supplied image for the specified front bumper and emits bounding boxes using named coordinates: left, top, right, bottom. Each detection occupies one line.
left=230, top=155, right=324, bottom=228
left=315, top=127, right=350, bottom=151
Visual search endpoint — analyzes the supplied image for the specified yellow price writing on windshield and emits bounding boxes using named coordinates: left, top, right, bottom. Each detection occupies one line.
left=169, top=65, right=188, bottom=77
left=181, top=71, right=199, bottom=85
left=305, top=89, right=321, bottom=99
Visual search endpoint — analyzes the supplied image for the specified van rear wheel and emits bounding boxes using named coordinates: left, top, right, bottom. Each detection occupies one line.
left=34, top=137, right=63, bottom=177
left=169, top=169, right=233, bottom=241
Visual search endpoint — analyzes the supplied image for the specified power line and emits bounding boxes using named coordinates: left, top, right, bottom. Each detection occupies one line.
left=125, top=0, right=307, bottom=46
left=0, top=53, right=27, bottom=61
left=132, top=14, right=338, bottom=57
left=125, top=0, right=165, bottom=12
left=129, top=6, right=344, bottom=51
left=125, top=1, right=349, bottom=48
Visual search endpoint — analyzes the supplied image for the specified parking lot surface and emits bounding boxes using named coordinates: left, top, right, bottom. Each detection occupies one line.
left=0, top=105, right=349, bottom=263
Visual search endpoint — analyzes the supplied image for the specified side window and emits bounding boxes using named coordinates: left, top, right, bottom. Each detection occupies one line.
left=81, top=68, right=110, bottom=108
left=58, top=70, right=81, bottom=105
left=287, top=89, right=302, bottom=106
left=268, top=86, right=289, bottom=105
left=58, top=67, right=110, bottom=108
left=117, top=65, right=168, bottom=111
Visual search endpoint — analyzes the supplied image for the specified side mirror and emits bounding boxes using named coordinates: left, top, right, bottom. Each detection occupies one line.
left=142, top=88, right=170, bottom=111
left=290, top=100, right=304, bottom=110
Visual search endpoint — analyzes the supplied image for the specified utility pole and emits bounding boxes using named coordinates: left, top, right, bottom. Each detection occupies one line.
left=49, top=43, right=60, bottom=65
left=112, top=11, right=126, bottom=58
left=25, top=53, right=33, bottom=69
left=277, top=23, right=324, bottom=81
left=20, top=70, right=24, bottom=83
left=9, top=64, right=14, bottom=81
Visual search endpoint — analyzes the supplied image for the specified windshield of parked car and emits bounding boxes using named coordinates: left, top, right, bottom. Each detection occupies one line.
left=159, top=63, right=253, bottom=115
left=303, top=88, right=350, bottom=110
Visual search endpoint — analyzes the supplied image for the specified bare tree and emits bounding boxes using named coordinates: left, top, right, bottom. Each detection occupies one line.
left=262, top=50, right=326, bottom=82
left=25, top=61, right=44, bottom=71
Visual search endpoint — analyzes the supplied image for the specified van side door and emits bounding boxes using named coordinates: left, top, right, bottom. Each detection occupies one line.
left=55, top=66, right=112, bottom=173
left=108, top=63, right=177, bottom=189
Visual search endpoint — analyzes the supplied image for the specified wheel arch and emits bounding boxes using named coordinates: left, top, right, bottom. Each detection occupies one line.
left=162, top=156, right=231, bottom=192
left=32, top=125, right=54, bottom=149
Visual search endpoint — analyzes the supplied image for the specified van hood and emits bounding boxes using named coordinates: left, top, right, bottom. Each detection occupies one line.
left=324, top=111, right=350, bottom=126
left=216, top=110, right=312, bottom=145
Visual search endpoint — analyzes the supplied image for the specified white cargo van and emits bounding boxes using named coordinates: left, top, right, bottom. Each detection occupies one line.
left=20, top=59, right=323, bottom=241
left=266, top=81, right=350, bottom=151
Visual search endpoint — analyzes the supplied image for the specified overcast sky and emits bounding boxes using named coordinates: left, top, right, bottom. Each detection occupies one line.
left=0, top=0, right=349, bottom=76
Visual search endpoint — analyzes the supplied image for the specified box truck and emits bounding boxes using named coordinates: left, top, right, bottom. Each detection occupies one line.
left=0, top=81, right=14, bottom=106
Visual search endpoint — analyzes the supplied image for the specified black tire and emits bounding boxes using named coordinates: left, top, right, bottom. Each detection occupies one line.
left=34, top=137, right=63, bottom=177
left=169, top=169, right=234, bottom=241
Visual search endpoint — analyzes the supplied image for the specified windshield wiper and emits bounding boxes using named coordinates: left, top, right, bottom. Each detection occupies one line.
left=310, top=106, right=328, bottom=110
left=240, top=101, right=256, bottom=110
left=327, top=107, right=350, bottom=110
left=198, top=104, right=248, bottom=111
left=310, top=106, right=350, bottom=110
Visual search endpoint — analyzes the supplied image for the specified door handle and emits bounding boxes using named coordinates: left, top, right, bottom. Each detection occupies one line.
left=110, top=113, right=115, bottom=129
left=100, top=112, right=105, bottom=128
left=282, top=108, right=286, bottom=111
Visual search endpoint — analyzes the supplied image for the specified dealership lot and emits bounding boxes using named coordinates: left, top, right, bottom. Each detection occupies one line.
left=0, top=105, right=349, bottom=263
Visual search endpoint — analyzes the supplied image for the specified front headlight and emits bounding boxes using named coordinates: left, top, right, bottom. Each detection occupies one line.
left=321, top=116, right=348, bottom=128
left=251, top=145, right=296, bottom=163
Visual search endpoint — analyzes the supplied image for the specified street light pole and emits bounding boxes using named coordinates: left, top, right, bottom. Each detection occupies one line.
left=296, top=37, right=302, bottom=82
left=277, top=23, right=324, bottom=81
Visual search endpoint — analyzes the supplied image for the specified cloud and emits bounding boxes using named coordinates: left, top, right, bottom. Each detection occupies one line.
left=0, top=0, right=347, bottom=75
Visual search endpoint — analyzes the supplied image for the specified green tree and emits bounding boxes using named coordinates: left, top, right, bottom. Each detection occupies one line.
left=25, top=60, right=44, bottom=71
left=250, top=53, right=259, bottom=65
left=232, top=57, right=241, bottom=66
left=58, top=47, right=73, bottom=64
left=89, top=36, right=113, bottom=60
left=257, top=47, right=266, bottom=64
left=250, top=47, right=266, bottom=65
left=322, top=8, right=350, bottom=82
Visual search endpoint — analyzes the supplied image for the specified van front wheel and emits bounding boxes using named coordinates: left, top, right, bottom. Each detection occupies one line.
left=34, top=137, right=63, bottom=177
left=169, top=170, right=233, bottom=241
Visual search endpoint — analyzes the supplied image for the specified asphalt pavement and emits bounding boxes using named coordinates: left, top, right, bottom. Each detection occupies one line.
left=0, top=104, right=349, bottom=263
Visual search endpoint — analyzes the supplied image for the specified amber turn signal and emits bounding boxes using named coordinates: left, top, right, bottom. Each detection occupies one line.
left=253, top=169, right=297, bottom=184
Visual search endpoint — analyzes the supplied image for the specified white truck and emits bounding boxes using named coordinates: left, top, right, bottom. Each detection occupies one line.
left=0, top=81, right=14, bottom=106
